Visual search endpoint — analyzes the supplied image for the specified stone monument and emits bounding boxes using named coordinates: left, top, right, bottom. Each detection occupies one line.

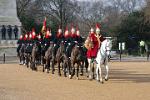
left=0, top=0, right=21, bottom=26
left=0, top=0, right=21, bottom=57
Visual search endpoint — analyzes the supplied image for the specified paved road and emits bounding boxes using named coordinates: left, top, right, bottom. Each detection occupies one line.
left=0, top=62, right=150, bottom=100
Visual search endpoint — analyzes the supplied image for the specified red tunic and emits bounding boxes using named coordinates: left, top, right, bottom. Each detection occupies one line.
left=86, top=33, right=99, bottom=58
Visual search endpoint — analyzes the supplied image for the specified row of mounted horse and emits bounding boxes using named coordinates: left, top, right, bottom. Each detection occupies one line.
left=17, top=39, right=112, bottom=83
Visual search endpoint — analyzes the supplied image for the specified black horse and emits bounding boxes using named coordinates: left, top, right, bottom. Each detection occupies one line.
left=68, top=43, right=88, bottom=79
left=51, top=42, right=65, bottom=76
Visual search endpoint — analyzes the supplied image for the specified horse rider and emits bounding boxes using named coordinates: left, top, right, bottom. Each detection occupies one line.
left=66, top=25, right=77, bottom=57
left=17, top=34, right=23, bottom=45
left=17, top=34, right=24, bottom=56
left=44, top=27, right=53, bottom=45
left=75, top=26, right=84, bottom=44
left=53, top=26, right=64, bottom=55
left=95, top=23, right=106, bottom=48
left=85, top=23, right=104, bottom=80
left=63, top=26, right=70, bottom=56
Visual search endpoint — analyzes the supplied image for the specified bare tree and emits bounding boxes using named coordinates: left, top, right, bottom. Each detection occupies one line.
left=16, top=0, right=32, bottom=16
left=39, top=0, right=79, bottom=30
left=145, top=0, right=150, bottom=21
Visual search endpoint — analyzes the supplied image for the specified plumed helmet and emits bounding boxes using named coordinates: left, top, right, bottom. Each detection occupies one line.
left=96, top=23, right=101, bottom=33
left=90, top=28, right=94, bottom=33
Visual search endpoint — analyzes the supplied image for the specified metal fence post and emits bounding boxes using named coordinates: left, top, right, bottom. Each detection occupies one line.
left=3, top=53, right=5, bottom=64
left=120, top=50, right=122, bottom=61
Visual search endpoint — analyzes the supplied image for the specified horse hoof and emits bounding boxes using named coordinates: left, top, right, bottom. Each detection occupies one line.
left=69, top=75, right=72, bottom=79
left=105, top=78, right=108, bottom=81
left=101, top=81, right=104, bottom=84
left=97, top=80, right=100, bottom=83
left=47, top=71, right=49, bottom=73
left=76, top=77, right=79, bottom=80
left=64, top=74, right=67, bottom=77
left=46, top=69, right=49, bottom=73
left=52, top=71, right=54, bottom=74
left=43, top=69, right=45, bottom=72
left=59, top=74, right=61, bottom=76
left=89, top=78, right=92, bottom=81
left=80, top=73, right=83, bottom=76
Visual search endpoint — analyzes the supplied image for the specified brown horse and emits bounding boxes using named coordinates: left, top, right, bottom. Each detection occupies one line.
left=31, top=43, right=41, bottom=71
left=69, top=44, right=84, bottom=79
left=51, top=42, right=65, bottom=76
left=18, top=44, right=25, bottom=65
left=63, top=54, right=71, bottom=77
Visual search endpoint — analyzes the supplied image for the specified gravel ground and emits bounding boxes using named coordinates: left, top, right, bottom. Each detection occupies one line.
left=0, top=62, right=150, bottom=100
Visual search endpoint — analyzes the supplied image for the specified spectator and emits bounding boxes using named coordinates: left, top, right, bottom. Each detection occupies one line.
left=1, top=25, right=6, bottom=40
left=7, top=25, right=12, bottom=40
left=13, top=25, right=18, bottom=40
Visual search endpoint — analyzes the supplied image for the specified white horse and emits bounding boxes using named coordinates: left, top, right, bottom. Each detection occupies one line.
left=95, top=39, right=112, bottom=83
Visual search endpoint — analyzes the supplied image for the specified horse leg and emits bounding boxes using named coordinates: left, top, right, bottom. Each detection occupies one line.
left=23, top=56, right=26, bottom=65
left=42, top=57, right=46, bottom=72
left=21, top=54, right=25, bottom=65
left=85, top=58, right=88, bottom=73
left=88, top=59, right=92, bottom=80
left=63, top=62, right=67, bottom=77
left=51, top=59, right=55, bottom=74
left=32, top=57, right=37, bottom=71
left=96, top=60, right=103, bottom=83
left=104, top=58, right=109, bottom=81
left=99, top=64, right=103, bottom=84
left=69, top=63, right=75, bottom=79
left=58, top=62, right=61, bottom=76
left=105, top=64, right=109, bottom=81
left=68, top=61, right=71, bottom=78
left=71, top=66, right=75, bottom=78
left=46, top=59, right=50, bottom=73
left=92, top=63, right=95, bottom=79
left=80, top=62, right=83, bottom=76
left=19, top=55, right=22, bottom=65
left=26, top=56, right=29, bottom=68
left=96, top=62, right=100, bottom=82
left=76, top=63, right=79, bottom=80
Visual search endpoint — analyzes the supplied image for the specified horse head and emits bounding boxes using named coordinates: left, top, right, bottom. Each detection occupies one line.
left=100, top=39, right=112, bottom=57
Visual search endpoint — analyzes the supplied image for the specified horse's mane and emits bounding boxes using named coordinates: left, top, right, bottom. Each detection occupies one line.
left=101, top=39, right=111, bottom=48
